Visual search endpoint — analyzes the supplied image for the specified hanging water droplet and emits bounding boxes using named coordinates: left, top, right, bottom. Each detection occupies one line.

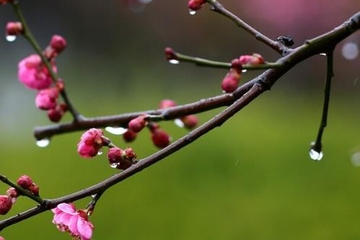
left=309, top=148, right=323, bottom=161
left=6, top=35, right=16, bottom=42
left=105, top=126, right=127, bottom=135
left=36, top=138, right=50, bottom=148
left=168, top=59, right=180, bottom=64
left=174, top=118, right=184, bottom=128
left=319, top=53, right=327, bottom=56
left=241, top=69, right=248, bottom=73
left=97, top=150, right=103, bottom=156
left=189, top=9, right=196, bottom=15
left=109, top=162, right=119, bottom=169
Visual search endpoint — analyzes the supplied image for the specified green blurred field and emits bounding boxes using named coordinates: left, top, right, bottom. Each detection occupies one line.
left=1, top=88, right=360, bottom=240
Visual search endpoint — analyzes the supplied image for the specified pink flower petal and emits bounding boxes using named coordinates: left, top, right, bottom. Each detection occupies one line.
left=77, top=217, right=93, bottom=240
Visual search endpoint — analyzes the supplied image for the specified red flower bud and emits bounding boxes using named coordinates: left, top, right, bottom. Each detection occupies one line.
left=0, top=195, right=12, bottom=215
left=50, top=35, right=67, bottom=53
left=123, top=130, right=137, bottom=142
left=221, top=68, right=241, bottom=93
left=6, top=22, right=23, bottom=36
left=159, top=99, right=176, bottom=109
left=28, top=184, right=40, bottom=196
left=151, top=128, right=171, bottom=149
left=181, top=115, right=198, bottom=129
left=17, top=175, right=34, bottom=189
left=128, top=115, right=148, bottom=133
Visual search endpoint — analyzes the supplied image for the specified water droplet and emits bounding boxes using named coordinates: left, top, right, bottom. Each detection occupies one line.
left=319, top=53, right=327, bottom=56
left=6, top=35, right=16, bottom=42
left=174, top=118, right=184, bottom=128
left=36, top=138, right=50, bottom=148
left=189, top=9, right=196, bottom=15
left=168, top=59, right=180, bottom=64
left=241, top=69, right=248, bottom=73
left=342, top=42, right=358, bottom=60
left=309, top=148, right=323, bottom=161
left=97, top=150, right=103, bottom=156
left=109, top=162, right=119, bottom=169
left=105, top=126, right=127, bottom=135
left=351, top=152, right=360, bottom=167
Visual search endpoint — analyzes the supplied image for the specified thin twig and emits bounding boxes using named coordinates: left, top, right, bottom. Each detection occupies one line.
left=207, top=0, right=286, bottom=54
left=11, top=1, right=82, bottom=121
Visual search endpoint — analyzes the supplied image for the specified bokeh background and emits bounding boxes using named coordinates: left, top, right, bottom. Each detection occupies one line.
left=1, top=0, right=360, bottom=239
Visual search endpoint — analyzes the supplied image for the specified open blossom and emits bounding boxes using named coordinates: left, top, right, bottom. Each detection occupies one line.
left=52, top=203, right=94, bottom=240
left=35, top=87, right=59, bottom=110
left=77, top=128, right=105, bottom=158
left=18, top=54, right=56, bottom=90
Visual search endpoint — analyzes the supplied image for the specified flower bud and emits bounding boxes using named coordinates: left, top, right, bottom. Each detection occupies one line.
left=221, top=68, right=241, bottom=93
left=28, top=184, right=40, bottom=196
left=164, top=47, right=177, bottom=61
left=181, top=115, right=198, bottom=129
left=128, top=115, right=148, bottom=133
left=151, top=128, right=171, bottom=149
left=35, top=87, right=59, bottom=110
left=0, top=195, right=12, bottom=215
left=6, top=187, right=18, bottom=200
left=107, top=147, right=123, bottom=165
left=47, top=104, right=67, bottom=122
left=188, top=0, right=206, bottom=11
left=17, top=175, right=34, bottom=189
left=50, top=35, right=67, bottom=54
left=123, top=130, right=137, bottom=142
left=6, top=22, right=23, bottom=36
left=239, top=53, right=264, bottom=65
left=159, top=99, right=176, bottom=109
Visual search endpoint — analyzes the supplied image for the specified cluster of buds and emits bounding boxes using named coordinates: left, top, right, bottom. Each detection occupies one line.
left=188, top=0, right=206, bottom=12
left=77, top=128, right=138, bottom=171
left=107, top=147, right=137, bottom=170
left=0, top=175, right=39, bottom=216
left=17, top=35, right=68, bottom=122
left=221, top=53, right=265, bottom=93
left=124, top=99, right=198, bottom=149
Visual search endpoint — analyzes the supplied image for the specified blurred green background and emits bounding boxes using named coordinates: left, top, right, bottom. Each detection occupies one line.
left=1, top=1, right=360, bottom=239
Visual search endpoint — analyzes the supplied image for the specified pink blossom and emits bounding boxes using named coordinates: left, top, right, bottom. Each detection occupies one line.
left=77, top=128, right=105, bottom=158
left=35, top=88, right=59, bottom=110
left=52, top=203, right=94, bottom=240
left=18, top=54, right=56, bottom=90
left=0, top=236, right=5, bottom=240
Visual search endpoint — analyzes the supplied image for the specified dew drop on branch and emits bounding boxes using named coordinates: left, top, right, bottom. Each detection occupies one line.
left=105, top=126, right=127, bottom=135
left=241, top=69, right=248, bottom=73
left=168, top=59, right=180, bottom=64
left=309, top=148, right=323, bottom=161
left=319, top=53, right=327, bottom=56
left=97, top=150, right=103, bottom=156
left=174, top=119, right=184, bottom=128
left=189, top=9, right=196, bottom=15
left=36, top=138, right=50, bottom=148
left=5, top=35, right=16, bottom=42
left=109, top=163, right=119, bottom=169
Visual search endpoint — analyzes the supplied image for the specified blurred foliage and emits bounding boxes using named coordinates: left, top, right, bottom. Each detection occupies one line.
left=1, top=1, right=360, bottom=239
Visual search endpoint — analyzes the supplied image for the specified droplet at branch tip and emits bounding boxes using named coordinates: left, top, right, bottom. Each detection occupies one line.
left=168, top=59, right=180, bottom=64
left=309, top=148, right=323, bottom=161
left=105, top=126, right=128, bottom=135
left=36, top=138, right=50, bottom=148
